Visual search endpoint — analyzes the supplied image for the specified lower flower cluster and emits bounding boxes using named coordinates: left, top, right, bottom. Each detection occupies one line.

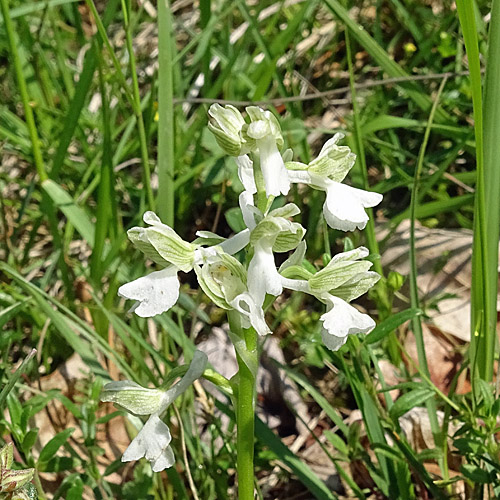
left=101, top=351, right=207, bottom=472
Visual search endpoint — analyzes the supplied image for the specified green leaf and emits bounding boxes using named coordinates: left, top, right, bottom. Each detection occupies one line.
left=453, top=438, right=486, bottom=455
left=279, top=364, right=348, bottom=435
left=38, top=428, right=74, bottom=464
left=324, top=430, right=348, bottom=457
left=460, top=464, right=491, bottom=484
left=389, top=390, right=435, bottom=420
left=66, top=477, right=84, bottom=500
left=364, top=308, right=422, bottom=344
left=41, top=179, right=95, bottom=247
left=21, top=429, right=38, bottom=455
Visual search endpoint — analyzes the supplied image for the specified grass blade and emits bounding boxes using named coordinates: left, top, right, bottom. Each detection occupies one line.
left=456, top=0, right=496, bottom=385
left=322, top=0, right=450, bottom=123
left=157, top=0, right=176, bottom=225
left=479, top=0, right=500, bottom=382
left=41, top=179, right=95, bottom=247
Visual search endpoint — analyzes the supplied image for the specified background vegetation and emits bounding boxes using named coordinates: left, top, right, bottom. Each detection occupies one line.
left=0, top=0, right=498, bottom=498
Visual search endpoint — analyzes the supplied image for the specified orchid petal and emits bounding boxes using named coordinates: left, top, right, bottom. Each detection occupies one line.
left=247, top=242, right=283, bottom=307
left=279, top=240, right=307, bottom=272
left=286, top=169, right=313, bottom=185
left=100, top=381, right=164, bottom=415
left=122, top=414, right=173, bottom=466
left=159, top=350, right=208, bottom=411
left=320, top=295, right=375, bottom=351
left=257, top=135, right=290, bottom=197
left=220, top=228, right=251, bottom=255
left=323, top=182, right=383, bottom=232
left=280, top=276, right=310, bottom=294
left=118, top=267, right=180, bottom=318
left=235, top=155, right=257, bottom=194
left=229, top=292, right=271, bottom=336
left=151, top=445, right=176, bottom=472
left=239, top=191, right=258, bottom=230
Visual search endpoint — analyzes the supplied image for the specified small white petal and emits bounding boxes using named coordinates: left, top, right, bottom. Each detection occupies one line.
left=220, top=228, right=251, bottom=255
left=287, top=169, right=313, bottom=185
left=280, top=277, right=310, bottom=293
left=118, top=267, right=180, bottom=317
left=317, top=133, right=344, bottom=156
left=235, top=155, right=257, bottom=194
left=122, top=414, right=172, bottom=464
left=159, top=350, right=208, bottom=411
left=193, top=246, right=218, bottom=265
left=246, top=120, right=270, bottom=139
left=143, top=211, right=162, bottom=225
left=320, top=295, right=375, bottom=351
left=321, top=331, right=349, bottom=351
left=247, top=242, right=283, bottom=307
left=151, top=445, right=176, bottom=472
left=257, top=136, right=290, bottom=197
left=239, top=191, right=258, bottom=230
left=323, top=182, right=383, bottom=232
left=229, top=292, right=271, bottom=336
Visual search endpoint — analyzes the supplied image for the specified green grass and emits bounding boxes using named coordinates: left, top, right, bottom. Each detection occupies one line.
left=1, top=0, right=500, bottom=498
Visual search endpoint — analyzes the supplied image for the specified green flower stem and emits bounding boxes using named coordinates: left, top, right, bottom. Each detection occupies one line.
left=228, top=311, right=257, bottom=500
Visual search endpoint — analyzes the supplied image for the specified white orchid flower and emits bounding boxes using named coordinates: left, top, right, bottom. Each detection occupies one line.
left=321, top=180, right=383, bottom=232
left=194, top=247, right=271, bottom=335
left=247, top=204, right=305, bottom=307
left=319, top=294, right=375, bottom=350
left=247, top=240, right=283, bottom=308
left=101, top=351, right=208, bottom=472
left=280, top=246, right=380, bottom=350
left=118, top=211, right=198, bottom=317
left=242, top=106, right=290, bottom=198
left=286, top=134, right=382, bottom=231
left=229, top=292, right=271, bottom=336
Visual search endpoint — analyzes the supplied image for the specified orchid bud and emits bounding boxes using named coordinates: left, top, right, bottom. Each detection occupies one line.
left=208, top=104, right=247, bottom=156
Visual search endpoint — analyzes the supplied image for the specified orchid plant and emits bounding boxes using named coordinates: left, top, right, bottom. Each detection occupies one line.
left=101, top=105, right=382, bottom=499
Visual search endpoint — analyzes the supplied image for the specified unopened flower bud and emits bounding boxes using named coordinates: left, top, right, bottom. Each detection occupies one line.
left=208, top=104, right=247, bottom=156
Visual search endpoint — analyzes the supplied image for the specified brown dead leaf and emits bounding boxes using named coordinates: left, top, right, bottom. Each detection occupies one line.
left=404, top=323, right=470, bottom=395
left=381, top=220, right=500, bottom=343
